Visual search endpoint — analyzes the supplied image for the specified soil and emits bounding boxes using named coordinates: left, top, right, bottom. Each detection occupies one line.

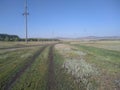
left=46, top=45, right=56, bottom=90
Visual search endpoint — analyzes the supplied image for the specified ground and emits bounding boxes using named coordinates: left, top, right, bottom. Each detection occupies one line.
left=0, top=40, right=120, bottom=90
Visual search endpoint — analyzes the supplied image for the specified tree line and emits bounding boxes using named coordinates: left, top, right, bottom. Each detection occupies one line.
left=0, top=34, right=19, bottom=41
left=0, top=34, right=60, bottom=41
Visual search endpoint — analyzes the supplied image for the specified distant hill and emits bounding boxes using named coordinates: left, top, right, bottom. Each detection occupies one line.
left=55, top=36, right=120, bottom=41
left=76, top=36, right=120, bottom=40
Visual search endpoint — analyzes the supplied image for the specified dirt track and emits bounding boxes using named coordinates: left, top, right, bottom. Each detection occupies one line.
left=4, top=46, right=47, bottom=90
left=47, top=45, right=56, bottom=90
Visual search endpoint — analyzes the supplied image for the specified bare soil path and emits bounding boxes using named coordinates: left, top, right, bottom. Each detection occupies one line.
left=47, top=45, right=56, bottom=90
left=4, top=46, right=47, bottom=90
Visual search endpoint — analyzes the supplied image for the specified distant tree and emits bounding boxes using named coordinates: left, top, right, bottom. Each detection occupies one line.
left=4, top=36, right=9, bottom=41
left=14, top=37, right=19, bottom=41
left=0, top=34, right=20, bottom=41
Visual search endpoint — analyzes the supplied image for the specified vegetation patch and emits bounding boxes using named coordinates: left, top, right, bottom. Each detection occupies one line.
left=74, top=44, right=120, bottom=89
left=55, top=44, right=99, bottom=90
left=11, top=47, right=49, bottom=90
left=0, top=47, right=39, bottom=90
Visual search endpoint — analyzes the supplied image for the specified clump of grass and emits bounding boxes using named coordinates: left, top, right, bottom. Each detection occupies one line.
left=54, top=50, right=79, bottom=90
left=55, top=44, right=99, bottom=90
left=63, top=59, right=98, bottom=90
left=20, top=53, right=32, bottom=58
left=73, top=44, right=120, bottom=89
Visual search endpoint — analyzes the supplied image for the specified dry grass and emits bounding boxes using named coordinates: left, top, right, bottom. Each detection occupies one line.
left=74, top=44, right=120, bottom=90
left=55, top=44, right=99, bottom=90
left=0, top=41, right=58, bottom=48
left=70, top=40, right=120, bottom=51
left=55, top=43, right=120, bottom=90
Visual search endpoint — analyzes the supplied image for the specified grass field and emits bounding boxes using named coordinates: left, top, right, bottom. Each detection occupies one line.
left=11, top=46, right=50, bottom=90
left=0, top=41, right=120, bottom=90
left=0, top=41, right=58, bottom=49
left=0, top=47, right=41, bottom=89
left=70, top=40, right=120, bottom=51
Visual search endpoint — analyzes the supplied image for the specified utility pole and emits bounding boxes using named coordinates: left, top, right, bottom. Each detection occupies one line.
left=23, top=0, right=29, bottom=43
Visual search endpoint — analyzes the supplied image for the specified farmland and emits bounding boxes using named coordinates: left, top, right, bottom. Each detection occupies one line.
left=0, top=40, right=120, bottom=90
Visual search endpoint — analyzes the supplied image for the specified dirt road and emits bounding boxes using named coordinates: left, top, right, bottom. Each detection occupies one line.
left=47, top=45, right=56, bottom=90
left=4, top=46, right=47, bottom=90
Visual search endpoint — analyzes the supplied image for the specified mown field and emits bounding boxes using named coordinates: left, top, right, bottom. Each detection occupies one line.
left=0, top=41, right=120, bottom=90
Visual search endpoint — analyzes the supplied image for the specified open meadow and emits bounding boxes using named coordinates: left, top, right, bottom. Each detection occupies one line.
left=0, top=40, right=120, bottom=90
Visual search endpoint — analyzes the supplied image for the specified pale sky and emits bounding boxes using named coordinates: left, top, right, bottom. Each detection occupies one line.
left=0, top=0, right=120, bottom=38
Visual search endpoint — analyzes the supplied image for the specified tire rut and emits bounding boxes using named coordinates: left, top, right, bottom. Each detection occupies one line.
left=47, top=45, right=56, bottom=90
left=4, top=46, right=47, bottom=90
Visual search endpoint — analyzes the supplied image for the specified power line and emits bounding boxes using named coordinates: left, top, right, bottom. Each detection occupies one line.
left=23, top=0, right=29, bottom=43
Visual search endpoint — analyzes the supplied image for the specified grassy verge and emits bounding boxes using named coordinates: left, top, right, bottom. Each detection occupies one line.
left=0, top=47, right=40, bottom=89
left=11, top=46, right=49, bottom=90
left=74, top=45, right=120, bottom=74
left=74, top=44, right=120, bottom=89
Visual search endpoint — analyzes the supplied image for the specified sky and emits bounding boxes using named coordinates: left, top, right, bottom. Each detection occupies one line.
left=0, top=0, right=120, bottom=38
